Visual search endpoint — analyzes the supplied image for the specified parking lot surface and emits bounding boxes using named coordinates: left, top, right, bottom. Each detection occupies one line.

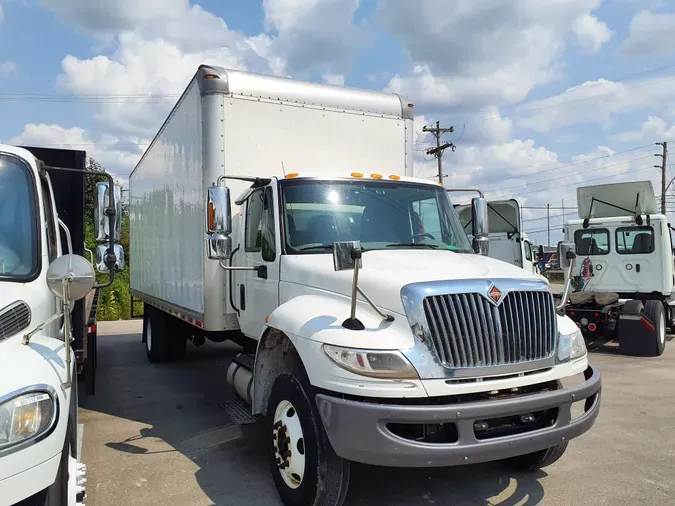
left=80, top=320, right=675, bottom=506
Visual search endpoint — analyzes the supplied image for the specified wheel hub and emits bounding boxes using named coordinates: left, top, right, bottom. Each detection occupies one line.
left=272, top=400, right=306, bottom=490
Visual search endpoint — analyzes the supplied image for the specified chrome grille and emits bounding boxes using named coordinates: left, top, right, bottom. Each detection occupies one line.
left=422, top=291, right=556, bottom=368
left=0, top=301, right=31, bottom=341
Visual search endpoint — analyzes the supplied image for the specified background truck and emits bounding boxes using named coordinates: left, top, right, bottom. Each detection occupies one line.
left=455, top=199, right=540, bottom=274
left=562, top=180, right=673, bottom=356
left=130, top=65, right=602, bottom=506
left=0, top=144, right=123, bottom=505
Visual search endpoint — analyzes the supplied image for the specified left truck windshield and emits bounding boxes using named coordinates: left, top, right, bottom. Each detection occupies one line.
left=0, top=153, right=39, bottom=279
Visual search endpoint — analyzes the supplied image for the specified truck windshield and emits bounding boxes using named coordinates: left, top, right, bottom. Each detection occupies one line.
left=281, top=179, right=473, bottom=254
left=0, top=153, right=38, bottom=279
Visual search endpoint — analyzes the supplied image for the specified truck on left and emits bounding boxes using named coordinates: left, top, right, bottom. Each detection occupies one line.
left=0, top=144, right=124, bottom=505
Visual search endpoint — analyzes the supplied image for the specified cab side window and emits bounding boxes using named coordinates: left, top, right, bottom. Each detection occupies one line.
left=524, top=240, right=532, bottom=261
left=41, top=177, right=58, bottom=261
left=245, top=187, right=276, bottom=261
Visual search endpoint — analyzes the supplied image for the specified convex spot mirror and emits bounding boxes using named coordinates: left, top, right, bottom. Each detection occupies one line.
left=96, top=244, right=125, bottom=272
left=557, top=241, right=576, bottom=270
left=95, top=181, right=122, bottom=242
left=206, top=185, right=232, bottom=260
left=46, top=254, right=95, bottom=302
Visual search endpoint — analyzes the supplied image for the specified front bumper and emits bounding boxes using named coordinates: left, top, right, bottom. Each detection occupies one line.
left=315, top=364, right=601, bottom=467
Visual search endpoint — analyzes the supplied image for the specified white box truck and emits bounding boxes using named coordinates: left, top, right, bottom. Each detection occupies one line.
left=129, top=65, right=601, bottom=506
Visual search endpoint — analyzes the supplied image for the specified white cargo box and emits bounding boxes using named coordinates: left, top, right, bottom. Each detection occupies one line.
left=129, top=65, right=415, bottom=331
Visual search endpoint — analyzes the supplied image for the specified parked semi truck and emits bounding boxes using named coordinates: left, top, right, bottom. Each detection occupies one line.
left=562, top=180, right=673, bottom=356
left=130, top=65, right=602, bottom=506
left=0, top=144, right=123, bottom=505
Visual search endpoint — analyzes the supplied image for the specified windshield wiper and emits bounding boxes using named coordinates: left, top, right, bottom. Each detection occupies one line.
left=385, top=243, right=439, bottom=249
left=298, top=244, right=335, bottom=251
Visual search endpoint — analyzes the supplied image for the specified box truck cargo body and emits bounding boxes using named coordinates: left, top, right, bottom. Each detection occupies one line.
left=130, top=65, right=414, bottom=335
left=130, top=66, right=601, bottom=506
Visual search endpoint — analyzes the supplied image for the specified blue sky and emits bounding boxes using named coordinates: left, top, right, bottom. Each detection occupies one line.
left=1, top=0, right=675, bottom=244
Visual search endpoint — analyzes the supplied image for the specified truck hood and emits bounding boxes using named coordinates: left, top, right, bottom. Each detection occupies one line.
left=280, top=249, right=547, bottom=314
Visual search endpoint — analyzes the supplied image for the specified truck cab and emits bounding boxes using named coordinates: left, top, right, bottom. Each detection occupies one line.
left=562, top=180, right=672, bottom=356
left=455, top=199, right=539, bottom=275
left=0, top=144, right=123, bottom=505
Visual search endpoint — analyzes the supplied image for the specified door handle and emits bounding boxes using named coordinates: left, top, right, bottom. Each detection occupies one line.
left=636, top=263, right=640, bottom=273
left=240, top=284, right=246, bottom=311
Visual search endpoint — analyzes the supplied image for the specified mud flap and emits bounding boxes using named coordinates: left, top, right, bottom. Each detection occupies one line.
left=617, top=313, right=658, bottom=356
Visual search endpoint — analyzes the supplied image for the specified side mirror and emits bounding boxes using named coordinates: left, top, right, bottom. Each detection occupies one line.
left=471, top=197, right=489, bottom=256
left=206, top=185, right=231, bottom=235
left=96, top=244, right=125, bottom=273
left=557, top=241, right=576, bottom=270
left=95, top=181, right=122, bottom=242
left=333, top=240, right=362, bottom=271
left=46, top=254, right=96, bottom=302
left=206, top=185, right=232, bottom=260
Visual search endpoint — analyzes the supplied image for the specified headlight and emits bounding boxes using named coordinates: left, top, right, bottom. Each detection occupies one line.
left=557, top=328, right=587, bottom=363
left=0, top=391, right=56, bottom=450
left=323, top=345, right=419, bottom=379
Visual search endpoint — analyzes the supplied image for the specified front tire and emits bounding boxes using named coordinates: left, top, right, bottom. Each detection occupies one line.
left=503, top=442, right=569, bottom=471
left=266, top=373, right=350, bottom=506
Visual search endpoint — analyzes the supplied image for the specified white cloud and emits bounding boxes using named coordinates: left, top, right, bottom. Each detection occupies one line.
left=378, top=0, right=603, bottom=111
left=518, top=76, right=675, bottom=132
left=58, top=33, right=260, bottom=137
left=621, top=10, right=675, bottom=57
left=322, top=73, right=344, bottom=86
left=0, top=60, right=17, bottom=76
left=262, top=0, right=368, bottom=75
left=8, top=123, right=143, bottom=179
left=611, top=116, right=675, bottom=142
left=573, top=14, right=613, bottom=53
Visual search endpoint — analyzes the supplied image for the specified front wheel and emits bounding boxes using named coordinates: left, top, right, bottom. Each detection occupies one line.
left=503, top=442, right=569, bottom=471
left=266, top=373, right=350, bottom=506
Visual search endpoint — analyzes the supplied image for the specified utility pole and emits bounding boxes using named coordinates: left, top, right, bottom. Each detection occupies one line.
left=656, top=142, right=668, bottom=214
left=547, top=203, right=551, bottom=246
left=423, top=121, right=455, bottom=184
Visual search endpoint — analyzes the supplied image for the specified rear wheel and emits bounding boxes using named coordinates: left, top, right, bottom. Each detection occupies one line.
left=267, top=372, right=350, bottom=506
left=503, top=442, right=569, bottom=471
left=144, top=306, right=169, bottom=363
left=644, top=300, right=666, bottom=357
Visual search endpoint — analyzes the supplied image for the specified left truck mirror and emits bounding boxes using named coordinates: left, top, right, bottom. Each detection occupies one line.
left=206, top=185, right=232, bottom=260
left=95, top=181, right=122, bottom=242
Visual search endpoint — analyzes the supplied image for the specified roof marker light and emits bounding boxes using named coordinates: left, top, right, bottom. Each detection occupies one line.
left=285, top=173, right=299, bottom=179
left=389, top=175, right=401, bottom=180
left=351, top=172, right=363, bottom=178
left=370, top=173, right=383, bottom=179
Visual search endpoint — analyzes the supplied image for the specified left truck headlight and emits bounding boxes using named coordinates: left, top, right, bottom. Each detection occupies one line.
left=0, top=391, right=56, bottom=450
left=323, top=345, right=419, bottom=379
left=557, top=328, right=587, bottom=363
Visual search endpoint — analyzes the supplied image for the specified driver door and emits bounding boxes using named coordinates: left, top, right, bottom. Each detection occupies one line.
left=234, top=182, right=281, bottom=340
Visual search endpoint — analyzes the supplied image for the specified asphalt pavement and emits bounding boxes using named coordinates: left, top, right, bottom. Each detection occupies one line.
left=79, top=319, right=675, bottom=506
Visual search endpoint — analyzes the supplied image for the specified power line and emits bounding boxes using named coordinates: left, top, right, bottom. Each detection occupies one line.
left=483, top=154, right=655, bottom=197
